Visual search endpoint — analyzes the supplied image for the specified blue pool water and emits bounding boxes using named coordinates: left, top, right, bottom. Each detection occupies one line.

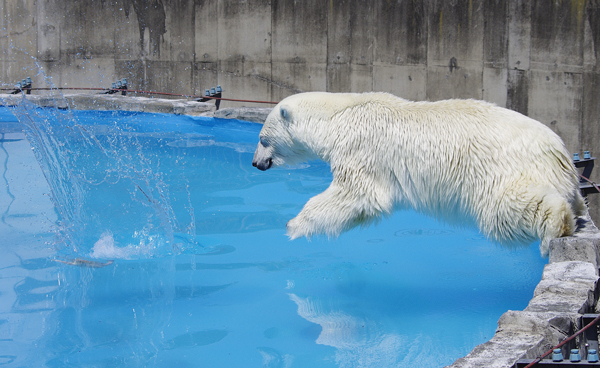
left=0, top=102, right=546, bottom=367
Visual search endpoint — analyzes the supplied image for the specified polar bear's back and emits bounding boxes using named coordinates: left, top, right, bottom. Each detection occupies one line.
left=344, top=93, right=581, bottom=245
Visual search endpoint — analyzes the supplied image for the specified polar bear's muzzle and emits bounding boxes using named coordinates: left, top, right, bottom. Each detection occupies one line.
left=253, top=157, right=272, bottom=171
left=252, top=142, right=273, bottom=171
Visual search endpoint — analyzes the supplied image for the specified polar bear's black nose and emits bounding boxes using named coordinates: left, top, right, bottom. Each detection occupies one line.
left=253, top=157, right=272, bottom=171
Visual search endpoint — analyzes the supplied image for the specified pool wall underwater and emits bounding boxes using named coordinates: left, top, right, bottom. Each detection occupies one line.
left=2, top=93, right=600, bottom=368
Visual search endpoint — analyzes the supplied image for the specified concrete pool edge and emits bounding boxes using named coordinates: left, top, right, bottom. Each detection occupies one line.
left=2, top=93, right=598, bottom=367
left=0, top=93, right=273, bottom=124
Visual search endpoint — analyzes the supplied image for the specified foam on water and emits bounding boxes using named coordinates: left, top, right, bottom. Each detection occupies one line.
left=89, top=232, right=156, bottom=260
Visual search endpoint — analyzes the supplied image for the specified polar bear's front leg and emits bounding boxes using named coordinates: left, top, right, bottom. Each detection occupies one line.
left=286, top=181, right=384, bottom=240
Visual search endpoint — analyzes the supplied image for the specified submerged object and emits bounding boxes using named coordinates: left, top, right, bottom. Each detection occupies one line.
left=52, top=257, right=114, bottom=268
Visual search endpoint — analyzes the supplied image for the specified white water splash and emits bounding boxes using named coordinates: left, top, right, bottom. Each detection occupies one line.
left=90, top=232, right=155, bottom=260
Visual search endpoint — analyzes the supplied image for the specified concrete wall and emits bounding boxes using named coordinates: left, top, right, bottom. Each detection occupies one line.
left=2, top=0, right=600, bottom=217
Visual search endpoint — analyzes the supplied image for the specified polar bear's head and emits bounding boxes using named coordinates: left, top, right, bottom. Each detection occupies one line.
left=252, top=104, right=296, bottom=171
left=252, top=92, right=338, bottom=171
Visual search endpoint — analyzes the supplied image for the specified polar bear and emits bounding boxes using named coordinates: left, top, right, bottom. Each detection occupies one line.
left=252, top=92, right=587, bottom=255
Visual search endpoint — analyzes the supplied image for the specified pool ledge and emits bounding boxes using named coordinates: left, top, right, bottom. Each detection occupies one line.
left=448, top=214, right=600, bottom=368
left=0, top=93, right=273, bottom=124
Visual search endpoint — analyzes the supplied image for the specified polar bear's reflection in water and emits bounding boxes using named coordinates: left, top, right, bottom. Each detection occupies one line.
left=287, top=293, right=441, bottom=367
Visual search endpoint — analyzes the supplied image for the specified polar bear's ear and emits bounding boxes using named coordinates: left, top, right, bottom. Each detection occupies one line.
left=279, top=106, right=291, bottom=123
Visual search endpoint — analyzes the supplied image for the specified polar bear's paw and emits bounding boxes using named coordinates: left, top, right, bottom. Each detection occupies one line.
left=286, top=215, right=318, bottom=240
left=286, top=217, right=303, bottom=240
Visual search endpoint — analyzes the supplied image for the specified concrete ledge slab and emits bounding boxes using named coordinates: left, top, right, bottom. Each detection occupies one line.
left=213, top=107, right=273, bottom=124
left=526, top=261, right=598, bottom=314
left=549, top=237, right=600, bottom=267
left=0, top=93, right=274, bottom=124
left=450, top=311, right=568, bottom=368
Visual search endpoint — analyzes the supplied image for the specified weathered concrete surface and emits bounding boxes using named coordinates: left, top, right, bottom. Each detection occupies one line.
left=449, top=311, right=569, bottom=368
left=213, top=107, right=272, bottom=123
left=447, top=216, right=600, bottom=368
left=526, top=261, right=598, bottom=314
left=549, top=236, right=600, bottom=268
left=0, top=93, right=216, bottom=116
left=0, top=93, right=273, bottom=123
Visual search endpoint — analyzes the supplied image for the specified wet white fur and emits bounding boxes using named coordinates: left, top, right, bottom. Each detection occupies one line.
left=253, top=92, right=587, bottom=255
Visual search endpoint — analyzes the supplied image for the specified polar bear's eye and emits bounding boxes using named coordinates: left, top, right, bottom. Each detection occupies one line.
left=280, top=106, right=290, bottom=121
left=260, top=137, right=270, bottom=147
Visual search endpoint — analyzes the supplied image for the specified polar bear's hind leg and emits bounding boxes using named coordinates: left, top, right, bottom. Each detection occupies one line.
left=532, top=189, right=577, bottom=256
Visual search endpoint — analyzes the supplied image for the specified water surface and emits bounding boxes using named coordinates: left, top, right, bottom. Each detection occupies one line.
left=0, top=105, right=546, bottom=367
